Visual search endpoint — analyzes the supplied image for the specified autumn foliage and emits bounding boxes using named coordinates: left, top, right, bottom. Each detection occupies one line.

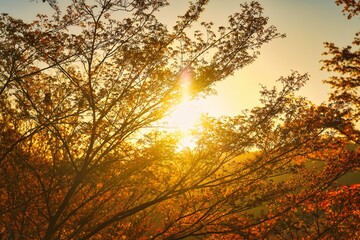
left=0, top=0, right=359, bottom=239
left=335, top=0, right=360, bottom=19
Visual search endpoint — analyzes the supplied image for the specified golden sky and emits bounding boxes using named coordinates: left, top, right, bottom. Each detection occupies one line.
left=175, top=0, right=359, bottom=117
left=1, top=0, right=359, bottom=119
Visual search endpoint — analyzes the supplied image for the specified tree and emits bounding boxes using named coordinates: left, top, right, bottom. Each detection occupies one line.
left=28, top=0, right=58, bottom=9
left=322, top=0, right=359, bottom=140
left=321, top=34, right=360, bottom=145
left=335, top=0, right=360, bottom=19
left=0, top=0, right=359, bottom=239
left=253, top=2, right=360, bottom=239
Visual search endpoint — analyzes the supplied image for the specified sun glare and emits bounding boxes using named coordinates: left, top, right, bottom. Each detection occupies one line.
left=166, top=99, right=205, bottom=149
left=168, top=100, right=200, bottom=133
left=166, top=68, right=199, bottom=132
left=163, top=69, right=204, bottom=149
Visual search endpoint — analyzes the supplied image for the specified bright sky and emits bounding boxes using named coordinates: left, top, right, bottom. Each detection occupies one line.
left=1, top=0, right=359, bottom=119
left=175, top=0, right=359, bottom=117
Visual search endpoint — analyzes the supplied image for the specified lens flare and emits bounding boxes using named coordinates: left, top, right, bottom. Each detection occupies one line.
left=164, top=69, right=202, bottom=149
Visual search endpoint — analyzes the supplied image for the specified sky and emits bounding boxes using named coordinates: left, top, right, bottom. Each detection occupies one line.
left=180, top=0, right=359, bottom=117
left=1, top=0, right=359, bottom=119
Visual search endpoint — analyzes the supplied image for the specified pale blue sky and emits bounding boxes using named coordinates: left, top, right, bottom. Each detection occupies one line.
left=1, top=0, right=359, bottom=117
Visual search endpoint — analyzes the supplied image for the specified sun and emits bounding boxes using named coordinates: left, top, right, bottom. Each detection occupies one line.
left=162, top=69, right=204, bottom=149
left=162, top=99, right=202, bottom=149
left=167, top=100, right=200, bottom=133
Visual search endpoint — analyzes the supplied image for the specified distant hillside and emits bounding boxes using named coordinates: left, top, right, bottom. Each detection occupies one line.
left=232, top=152, right=360, bottom=186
